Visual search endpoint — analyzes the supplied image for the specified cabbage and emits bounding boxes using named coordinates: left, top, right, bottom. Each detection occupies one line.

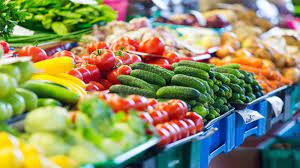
left=68, top=144, right=107, bottom=164
left=28, top=132, right=70, bottom=156
left=25, top=106, right=70, bottom=133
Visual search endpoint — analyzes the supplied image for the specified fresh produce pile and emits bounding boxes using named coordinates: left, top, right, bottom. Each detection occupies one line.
left=110, top=61, right=264, bottom=121
left=96, top=92, right=204, bottom=146
left=210, top=31, right=299, bottom=93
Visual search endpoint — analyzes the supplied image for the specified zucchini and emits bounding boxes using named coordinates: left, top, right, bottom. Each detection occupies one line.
left=130, top=69, right=166, bottom=86
left=177, top=60, right=211, bottom=72
left=171, top=74, right=206, bottom=93
left=156, top=86, right=200, bottom=100
left=109, top=85, right=155, bottom=97
left=130, top=62, right=174, bottom=83
left=118, top=75, right=155, bottom=91
left=174, top=66, right=209, bottom=80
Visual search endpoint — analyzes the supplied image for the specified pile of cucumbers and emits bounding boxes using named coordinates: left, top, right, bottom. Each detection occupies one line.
left=109, top=61, right=264, bottom=122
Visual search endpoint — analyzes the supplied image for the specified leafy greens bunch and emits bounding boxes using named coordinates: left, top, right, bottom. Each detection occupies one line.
left=16, top=0, right=117, bottom=35
left=0, top=0, right=27, bottom=39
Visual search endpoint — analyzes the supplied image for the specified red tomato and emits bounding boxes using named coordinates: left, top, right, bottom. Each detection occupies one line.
left=116, top=36, right=139, bottom=48
left=53, top=50, right=76, bottom=60
left=106, top=95, right=135, bottom=112
left=115, top=57, right=124, bottom=67
left=156, top=123, right=177, bottom=143
left=147, top=98, right=158, bottom=108
left=173, top=120, right=189, bottom=138
left=161, top=100, right=188, bottom=120
left=145, top=58, right=169, bottom=66
left=149, top=110, right=164, bottom=125
left=74, top=56, right=83, bottom=63
left=163, top=123, right=178, bottom=143
left=163, top=52, right=180, bottom=64
left=68, top=69, right=84, bottom=81
left=0, top=41, right=9, bottom=53
left=89, top=49, right=116, bottom=72
left=182, top=119, right=197, bottom=135
left=130, top=54, right=142, bottom=63
left=85, top=64, right=101, bottom=81
left=160, top=110, right=169, bottom=123
left=127, top=95, right=148, bottom=111
left=87, top=41, right=108, bottom=54
left=184, top=112, right=204, bottom=132
left=106, top=65, right=132, bottom=84
left=116, top=52, right=132, bottom=65
left=138, top=37, right=165, bottom=55
left=86, top=81, right=105, bottom=92
left=98, top=79, right=112, bottom=89
left=76, top=67, right=92, bottom=83
left=168, top=121, right=182, bottom=140
left=138, top=112, right=153, bottom=124
left=156, top=127, right=171, bottom=147
left=18, top=46, right=48, bottom=62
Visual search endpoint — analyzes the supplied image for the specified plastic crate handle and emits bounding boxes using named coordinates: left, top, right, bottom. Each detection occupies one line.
left=193, top=127, right=218, bottom=141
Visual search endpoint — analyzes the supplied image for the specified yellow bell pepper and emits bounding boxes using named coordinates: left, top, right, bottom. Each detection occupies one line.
left=31, top=74, right=87, bottom=96
left=34, top=57, right=75, bottom=75
left=55, top=73, right=86, bottom=89
left=0, top=148, right=24, bottom=168
left=0, top=132, right=20, bottom=149
left=50, top=155, right=78, bottom=168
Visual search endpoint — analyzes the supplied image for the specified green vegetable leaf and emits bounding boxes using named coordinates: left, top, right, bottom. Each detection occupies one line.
left=51, top=22, right=69, bottom=35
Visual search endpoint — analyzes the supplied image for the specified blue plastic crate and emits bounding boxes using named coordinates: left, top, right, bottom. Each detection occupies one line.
left=198, top=112, right=236, bottom=168
left=235, top=100, right=268, bottom=147
left=277, top=120, right=300, bottom=141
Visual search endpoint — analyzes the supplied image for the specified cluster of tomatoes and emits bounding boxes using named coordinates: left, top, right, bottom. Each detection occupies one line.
left=97, top=92, right=204, bottom=147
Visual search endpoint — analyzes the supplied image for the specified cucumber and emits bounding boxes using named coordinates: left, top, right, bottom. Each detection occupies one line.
left=172, top=63, right=179, bottom=69
left=110, top=85, right=155, bottom=97
left=118, top=75, right=155, bottom=91
left=244, top=96, right=252, bottom=103
left=177, top=60, right=211, bottom=72
left=213, top=72, right=230, bottom=85
left=130, top=62, right=174, bottom=83
left=209, top=72, right=215, bottom=78
left=215, top=67, right=244, bottom=79
left=16, top=88, right=38, bottom=111
left=193, top=105, right=209, bottom=118
left=245, top=84, right=253, bottom=93
left=156, top=86, right=200, bottom=100
left=22, top=80, right=79, bottom=104
left=240, top=94, right=246, bottom=101
left=198, top=92, right=209, bottom=104
left=171, top=74, right=206, bottom=93
left=231, top=93, right=241, bottom=101
left=151, top=84, right=161, bottom=91
left=130, top=69, right=166, bottom=86
left=239, top=70, right=254, bottom=84
left=206, top=113, right=216, bottom=120
left=228, top=83, right=244, bottom=94
left=174, top=66, right=209, bottom=80
left=230, top=99, right=244, bottom=105
left=212, top=84, right=219, bottom=92
left=37, top=98, right=62, bottom=107
left=220, top=105, right=229, bottom=113
left=211, top=110, right=220, bottom=117
left=223, top=73, right=240, bottom=84
left=220, top=64, right=240, bottom=69
left=214, top=80, right=222, bottom=87
left=207, top=79, right=214, bottom=87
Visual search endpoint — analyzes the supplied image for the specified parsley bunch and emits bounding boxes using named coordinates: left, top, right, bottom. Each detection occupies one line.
left=0, top=0, right=27, bottom=39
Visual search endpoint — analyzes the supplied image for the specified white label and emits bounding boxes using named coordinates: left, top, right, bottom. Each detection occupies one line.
left=236, top=109, right=264, bottom=124
left=267, top=96, right=284, bottom=117
left=12, top=25, right=34, bottom=36
left=70, top=0, right=97, bottom=5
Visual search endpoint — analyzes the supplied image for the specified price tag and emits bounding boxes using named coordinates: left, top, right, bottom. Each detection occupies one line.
left=267, top=96, right=284, bottom=117
left=12, top=25, right=34, bottom=36
left=70, top=0, right=97, bottom=5
left=236, top=109, right=264, bottom=124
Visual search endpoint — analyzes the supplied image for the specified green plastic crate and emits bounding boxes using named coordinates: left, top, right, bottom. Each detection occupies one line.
left=261, top=138, right=300, bottom=168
